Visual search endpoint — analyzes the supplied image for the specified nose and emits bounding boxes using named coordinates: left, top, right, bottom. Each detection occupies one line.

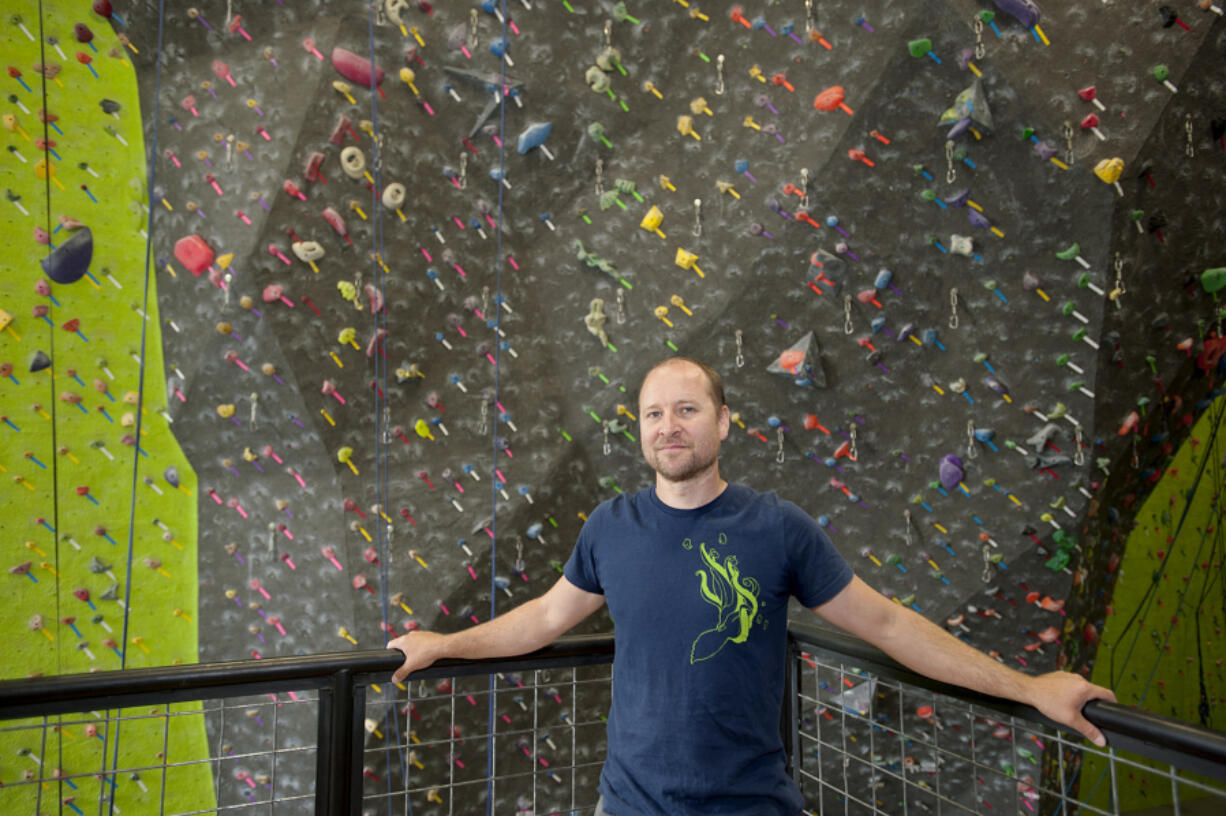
left=658, top=413, right=681, bottom=437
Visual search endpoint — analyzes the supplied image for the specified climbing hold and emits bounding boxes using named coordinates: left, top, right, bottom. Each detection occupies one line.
left=29, top=350, right=52, bottom=372
left=383, top=183, right=406, bottom=209
left=1093, top=157, right=1124, bottom=184
left=517, top=122, right=554, bottom=157
left=173, top=234, right=215, bottom=276
left=767, top=333, right=826, bottom=387
left=1201, top=268, right=1226, bottom=294
left=41, top=226, right=93, bottom=284
left=331, top=46, right=385, bottom=89
left=992, top=0, right=1040, bottom=28
left=939, top=455, right=964, bottom=490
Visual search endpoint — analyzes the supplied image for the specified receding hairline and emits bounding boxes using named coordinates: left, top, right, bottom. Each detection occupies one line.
left=638, top=357, right=725, bottom=409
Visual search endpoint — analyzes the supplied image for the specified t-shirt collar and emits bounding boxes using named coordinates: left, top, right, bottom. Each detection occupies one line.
left=646, top=482, right=734, bottom=517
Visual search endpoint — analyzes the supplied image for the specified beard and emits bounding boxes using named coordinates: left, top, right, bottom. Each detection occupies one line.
left=645, top=444, right=719, bottom=482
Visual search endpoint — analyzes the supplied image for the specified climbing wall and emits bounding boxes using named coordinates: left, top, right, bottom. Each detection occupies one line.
left=0, top=1, right=213, bottom=813
left=5, top=0, right=1225, bottom=813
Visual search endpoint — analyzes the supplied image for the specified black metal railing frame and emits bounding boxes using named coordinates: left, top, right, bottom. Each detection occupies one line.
left=2, top=624, right=1222, bottom=815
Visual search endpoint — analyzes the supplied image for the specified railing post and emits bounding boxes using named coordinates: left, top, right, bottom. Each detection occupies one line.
left=781, top=637, right=800, bottom=784
left=316, top=668, right=365, bottom=815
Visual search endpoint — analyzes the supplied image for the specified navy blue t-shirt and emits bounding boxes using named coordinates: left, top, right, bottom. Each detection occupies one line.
left=563, top=483, right=854, bottom=816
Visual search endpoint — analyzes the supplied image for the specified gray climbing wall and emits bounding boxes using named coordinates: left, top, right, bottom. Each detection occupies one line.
left=117, top=0, right=1226, bottom=812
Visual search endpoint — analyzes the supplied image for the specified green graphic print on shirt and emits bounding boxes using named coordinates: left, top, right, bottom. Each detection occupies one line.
left=689, top=534, right=763, bottom=664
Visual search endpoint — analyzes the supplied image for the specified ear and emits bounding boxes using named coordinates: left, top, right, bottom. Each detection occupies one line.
left=718, top=404, right=730, bottom=440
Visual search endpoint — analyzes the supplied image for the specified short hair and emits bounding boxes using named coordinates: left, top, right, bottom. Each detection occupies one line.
left=640, top=357, right=726, bottom=408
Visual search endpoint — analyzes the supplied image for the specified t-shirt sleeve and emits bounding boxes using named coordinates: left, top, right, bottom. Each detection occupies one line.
left=563, top=510, right=604, bottom=595
left=782, top=501, right=854, bottom=607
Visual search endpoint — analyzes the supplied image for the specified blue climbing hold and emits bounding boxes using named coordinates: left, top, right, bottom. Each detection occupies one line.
left=517, top=122, right=553, bottom=155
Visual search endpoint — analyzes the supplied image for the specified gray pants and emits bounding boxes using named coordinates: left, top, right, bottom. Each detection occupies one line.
left=593, top=796, right=610, bottom=816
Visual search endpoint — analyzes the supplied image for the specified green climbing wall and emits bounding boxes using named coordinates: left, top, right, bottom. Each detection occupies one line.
left=1080, top=394, right=1225, bottom=812
left=0, top=1, right=212, bottom=813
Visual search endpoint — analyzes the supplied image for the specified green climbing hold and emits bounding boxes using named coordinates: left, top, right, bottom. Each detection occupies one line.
left=1045, top=551, right=1071, bottom=571
left=1020, top=127, right=1035, bottom=140
left=1153, top=64, right=1170, bottom=82
left=908, top=38, right=933, bottom=58
left=1055, top=243, right=1081, bottom=261
left=1201, top=267, right=1226, bottom=294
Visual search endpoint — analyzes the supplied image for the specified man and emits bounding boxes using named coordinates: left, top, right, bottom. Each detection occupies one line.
left=389, top=357, right=1116, bottom=815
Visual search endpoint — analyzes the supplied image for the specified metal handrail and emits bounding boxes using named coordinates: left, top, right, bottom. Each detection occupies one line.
left=0, top=634, right=615, bottom=720
left=787, top=620, right=1226, bottom=784
left=2, top=624, right=1222, bottom=797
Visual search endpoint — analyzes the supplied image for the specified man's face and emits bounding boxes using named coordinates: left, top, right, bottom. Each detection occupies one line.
left=638, top=362, right=730, bottom=483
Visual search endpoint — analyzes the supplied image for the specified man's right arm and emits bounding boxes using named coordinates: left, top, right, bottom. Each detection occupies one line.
left=388, top=575, right=605, bottom=683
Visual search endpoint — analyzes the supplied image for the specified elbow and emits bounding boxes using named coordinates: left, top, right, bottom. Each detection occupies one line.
left=535, top=598, right=573, bottom=647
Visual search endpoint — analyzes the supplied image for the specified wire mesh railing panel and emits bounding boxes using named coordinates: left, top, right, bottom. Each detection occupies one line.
left=791, top=649, right=1226, bottom=816
left=4, top=634, right=1224, bottom=815
left=358, top=664, right=612, bottom=815
left=0, top=692, right=319, bottom=816
left=204, top=691, right=322, bottom=816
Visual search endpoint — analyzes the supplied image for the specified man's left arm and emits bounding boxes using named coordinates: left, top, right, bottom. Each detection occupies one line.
left=812, top=575, right=1117, bottom=746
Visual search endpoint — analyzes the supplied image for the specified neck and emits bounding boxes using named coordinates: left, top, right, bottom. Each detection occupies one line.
left=654, top=465, right=727, bottom=510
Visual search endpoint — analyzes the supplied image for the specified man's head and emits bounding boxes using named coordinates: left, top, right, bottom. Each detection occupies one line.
left=641, top=356, right=725, bottom=410
left=637, top=357, right=730, bottom=484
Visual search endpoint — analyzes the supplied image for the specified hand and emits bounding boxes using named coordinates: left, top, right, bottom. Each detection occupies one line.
left=1028, top=671, right=1117, bottom=747
left=387, top=630, right=445, bottom=684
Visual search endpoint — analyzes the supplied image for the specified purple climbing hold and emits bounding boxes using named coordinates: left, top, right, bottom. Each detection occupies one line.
left=982, top=376, right=1009, bottom=396
left=943, top=188, right=971, bottom=208
left=947, top=118, right=973, bottom=139
left=939, top=454, right=965, bottom=490
left=968, top=209, right=991, bottom=229
left=994, top=0, right=1041, bottom=28
left=1034, top=140, right=1058, bottom=161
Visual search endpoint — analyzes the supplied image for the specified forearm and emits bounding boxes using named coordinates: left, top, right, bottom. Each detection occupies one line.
left=876, top=604, right=1036, bottom=706
left=815, top=576, right=1115, bottom=745
left=391, top=576, right=604, bottom=683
